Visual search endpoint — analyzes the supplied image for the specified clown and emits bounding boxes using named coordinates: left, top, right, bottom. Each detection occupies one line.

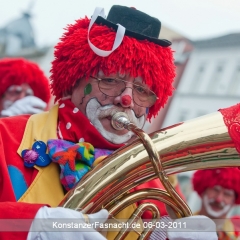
left=0, top=58, right=50, bottom=117
left=0, top=5, right=220, bottom=240
left=193, top=168, right=240, bottom=240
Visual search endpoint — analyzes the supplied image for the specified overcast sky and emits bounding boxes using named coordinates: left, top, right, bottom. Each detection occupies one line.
left=1, top=0, right=240, bottom=47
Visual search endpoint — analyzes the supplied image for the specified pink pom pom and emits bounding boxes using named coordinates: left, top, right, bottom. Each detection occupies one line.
left=23, top=150, right=39, bottom=164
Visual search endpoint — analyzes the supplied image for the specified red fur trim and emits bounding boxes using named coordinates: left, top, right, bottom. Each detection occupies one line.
left=192, top=168, right=240, bottom=204
left=51, top=17, right=175, bottom=119
left=0, top=58, right=50, bottom=103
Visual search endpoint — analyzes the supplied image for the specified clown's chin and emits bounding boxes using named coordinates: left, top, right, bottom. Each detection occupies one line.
left=203, top=195, right=232, bottom=218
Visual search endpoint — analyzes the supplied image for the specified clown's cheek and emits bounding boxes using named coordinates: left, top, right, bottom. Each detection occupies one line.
left=135, top=106, right=145, bottom=118
left=100, top=93, right=108, bottom=102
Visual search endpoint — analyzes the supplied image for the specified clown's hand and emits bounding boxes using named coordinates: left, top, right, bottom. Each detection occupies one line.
left=1, top=96, right=47, bottom=117
left=167, top=215, right=217, bottom=240
left=27, top=206, right=109, bottom=240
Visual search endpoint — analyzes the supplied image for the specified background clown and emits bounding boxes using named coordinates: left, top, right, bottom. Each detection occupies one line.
left=0, top=58, right=50, bottom=117
left=193, top=168, right=240, bottom=239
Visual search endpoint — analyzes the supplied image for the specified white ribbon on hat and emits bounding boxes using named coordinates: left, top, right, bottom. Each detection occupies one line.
left=88, top=7, right=126, bottom=57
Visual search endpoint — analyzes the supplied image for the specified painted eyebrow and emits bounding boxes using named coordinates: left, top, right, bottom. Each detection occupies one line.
left=133, top=79, right=148, bottom=88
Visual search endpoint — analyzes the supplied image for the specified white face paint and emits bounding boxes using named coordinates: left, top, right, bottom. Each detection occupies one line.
left=203, top=195, right=232, bottom=218
left=86, top=98, right=145, bottom=144
left=3, top=100, right=14, bottom=109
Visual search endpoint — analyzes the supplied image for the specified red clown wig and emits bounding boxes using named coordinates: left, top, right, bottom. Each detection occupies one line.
left=192, top=168, right=240, bottom=204
left=50, top=17, right=175, bottom=120
left=0, top=58, right=50, bottom=103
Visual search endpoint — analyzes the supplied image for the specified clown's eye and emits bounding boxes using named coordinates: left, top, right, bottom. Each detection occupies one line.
left=224, top=190, right=234, bottom=197
left=135, top=85, right=148, bottom=94
left=101, top=78, right=120, bottom=85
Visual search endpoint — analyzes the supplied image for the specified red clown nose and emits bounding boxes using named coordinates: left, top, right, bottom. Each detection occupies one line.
left=121, top=95, right=132, bottom=106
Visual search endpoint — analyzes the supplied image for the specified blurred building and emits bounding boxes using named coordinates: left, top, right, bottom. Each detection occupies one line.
left=161, top=32, right=240, bottom=214
left=0, top=12, right=35, bottom=56
left=0, top=10, right=55, bottom=106
left=0, top=11, right=54, bottom=77
left=162, top=33, right=240, bottom=127
left=145, top=26, right=193, bottom=133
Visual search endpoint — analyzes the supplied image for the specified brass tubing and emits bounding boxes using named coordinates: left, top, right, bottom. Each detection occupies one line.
left=59, top=111, right=240, bottom=221
left=114, top=203, right=160, bottom=240
left=105, top=189, right=184, bottom=217
left=125, top=122, right=192, bottom=217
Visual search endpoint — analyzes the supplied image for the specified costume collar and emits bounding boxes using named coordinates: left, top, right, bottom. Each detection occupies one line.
left=17, top=104, right=58, bottom=157
left=57, top=99, right=124, bottom=150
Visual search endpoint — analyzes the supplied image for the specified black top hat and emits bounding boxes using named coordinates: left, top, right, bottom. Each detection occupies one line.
left=95, top=5, right=171, bottom=47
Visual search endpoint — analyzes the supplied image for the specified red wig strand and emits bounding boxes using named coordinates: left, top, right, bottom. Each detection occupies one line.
left=51, top=17, right=175, bottom=119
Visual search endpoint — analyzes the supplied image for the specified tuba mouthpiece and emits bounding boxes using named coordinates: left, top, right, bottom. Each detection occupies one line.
left=111, top=112, right=130, bottom=130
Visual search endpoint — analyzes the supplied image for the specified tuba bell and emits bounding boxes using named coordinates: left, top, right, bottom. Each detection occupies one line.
left=59, top=109, right=240, bottom=239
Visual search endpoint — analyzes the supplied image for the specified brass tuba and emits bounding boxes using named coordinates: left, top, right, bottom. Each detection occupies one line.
left=59, top=110, right=240, bottom=238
